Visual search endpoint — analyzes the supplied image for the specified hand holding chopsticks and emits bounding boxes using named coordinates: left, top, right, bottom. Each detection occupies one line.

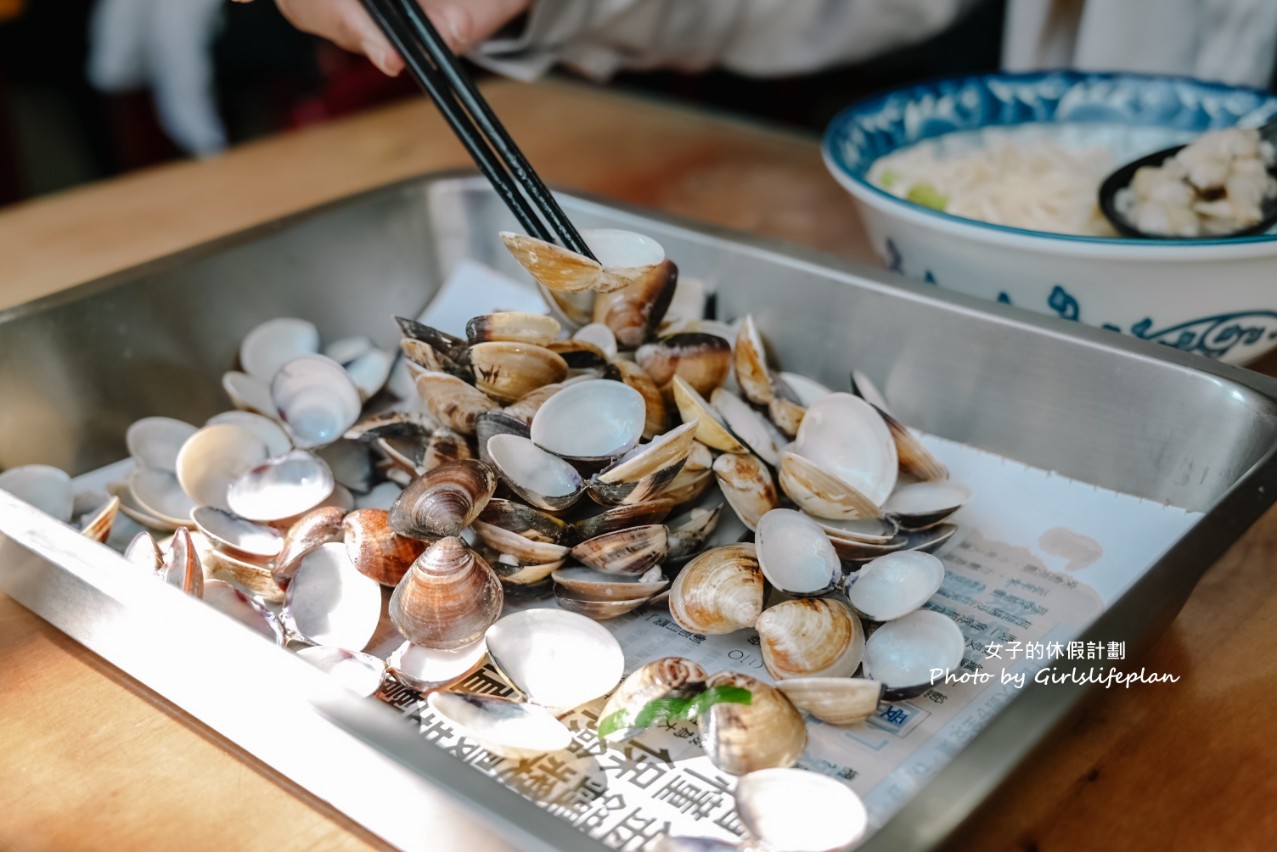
left=358, top=0, right=595, bottom=260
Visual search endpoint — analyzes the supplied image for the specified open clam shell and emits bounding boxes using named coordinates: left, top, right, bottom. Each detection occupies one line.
left=529, top=378, right=645, bottom=462
left=698, top=672, right=806, bottom=776
left=830, top=534, right=909, bottom=563
left=755, top=508, right=840, bottom=595
left=466, top=311, right=561, bottom=347
left=126, top=417, right=198, bottom=473
left=755, top=598, right=865, bottom=680
left=502, top=382, right=563, bottom=426
left=239, top=317, right=320, bottom=382
left=794, top=393, right=897, bottom=508
left=175, top=423, right=270, bottom=511
left=396, top=317, right=469, bottom=363
left=415, top=370, right=499, bottom=435
left=128, top=467, right=197, bottom=527
left=552, top=565, right=667, bottom=601
left=472, top=521, right=570, bottom=566
left=845, top=551, right=945, bottom=622
left=597, top=657, right=708, bottom=743
left=475, top=412, right=531, bottom=464
left=588, top=420, right=697, bottom=506
left=160, top=527, right=204, bottom=597
left=344, top=409, right=436, bottom=444
left=344, top=348, right=394, bottom=402
left=668, top=543, right=764, bottom=635
left=590, top=259, right=677, bottom=348
left=272, top=504, right=346, bottom=581
left=226, top=449, right=335, bottom=523
left=296, top=646, right=387, bottom=697
left=667, top=503, right=723, bottom=559
left=485, top=608, right=625, bottom=713
left=388, top=459, right=497, bottom=540
left=490, top=553, right=564, bottom=586
left=271, top=354, right=363, bottom=449
left=553, top=591, right=652, bottom=621
left=222, top=371, right=276, bottom=418
left=883, top=481, right=971, bottom=530
left=570, top=499, right=674, bottom=543
left=711, top=388, right=781, bottom=465
left=202, top=578, right=282, bottom=643
left=849, top=369, right=890, bottom=413
left=877, top=408, right=948, bottom=482
left=775, top=677, right=884, bottom=726
left=124, top=530, right=164, bottom=572
left=572, top=322, right=619, bottom=358
left=569, top=524, right=669, bottom=575
left=901, top=522, right=958, bottom=554
left=672, top=376, right=745, bottom=453
left=387, top=636, right=487, bottom=691
left=734, top=768, right=869, bottom=852
left=285, top=542, right=383, bottom=650
left=343, top=508, right=427, bottom=586
left=712, top=451, right=779, bottom=531
left=427, top=691, right=573, bottom=760
left=0, top=464, right=74, bottom=522
left=486, top=433, right=584, bottom=512
left=79, top=495, right=121, bottom=543
left=862, top=609, right=965, bottom=694
left=778, top=450, right=881, bottom=521
left=191, top=505, right=283, bottom=560
left=466, top=341, right=569, bottom=404
left=324, top=334, right=374, bottom=365
left=501, top=228, right=667, bottom=294
left=611, top=358, right=668, bottom=440
left=636, top=333, right=732, bottom=397
left=477, top=497, right=569, bottom=543
left=389, top=537, right=503, bottom=651
left=207, top=410, right=293, bottom=457
left=733, top=315, right=773, bottom=404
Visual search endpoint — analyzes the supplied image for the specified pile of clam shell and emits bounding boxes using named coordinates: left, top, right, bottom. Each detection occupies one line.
left=0, top=226, right=981, bottom=851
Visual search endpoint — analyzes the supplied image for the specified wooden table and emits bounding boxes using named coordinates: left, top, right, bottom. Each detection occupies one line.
left=1, top=79, right=1274, bottom=851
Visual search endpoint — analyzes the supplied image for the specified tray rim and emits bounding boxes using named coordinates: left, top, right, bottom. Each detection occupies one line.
left=3, top=168, right=1277, bottom=851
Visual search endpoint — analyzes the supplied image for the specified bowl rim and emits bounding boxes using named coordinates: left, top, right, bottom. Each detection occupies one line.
left=822, top=68, right=1277, bottom=254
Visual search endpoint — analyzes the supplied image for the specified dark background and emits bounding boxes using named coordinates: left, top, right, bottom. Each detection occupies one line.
left=0, top=1, right=1009, bottom=206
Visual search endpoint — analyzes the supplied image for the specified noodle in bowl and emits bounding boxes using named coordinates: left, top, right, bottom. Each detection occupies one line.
left=823, top=71, right=1277, bottom=365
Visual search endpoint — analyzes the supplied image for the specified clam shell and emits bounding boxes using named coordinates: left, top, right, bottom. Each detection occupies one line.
left=553, top=592, right=651, bottom=621
left=111, top=481, right=176, bottom=532
left=656, top=275, right=707, bottom=337
left=733, top=315, right=773, bottom=404
left=734, top=768, right=868, bottom=852
left=673, top=376, right=746, bottom=453
left=315, top=439, right=375, bottom=494
left=324, top=335, right=374, bottom=365
left=395, top=316, right=468, bottom=362
left=467, top=341, right=568, bottom=404
left=226, top=450, right=335, bottom=523
left=491, top=553, right=564, bottom=586
left=466, top=311, right=561, bottom=347
left=755, top=508, right=840, bottom=595
left=387, top=636, right=487, bottom=691
left=486, top=433, right=584, bottom=512
left=636, top=333, right=731, bottom=397
left=901, top=522, right=958, bottom=554
left=128, top=467, right=197, bottom=527
left=501, top=228, right=666, bottom=294
left=570, top=499, right=674, bottom=543
left=861, top=609, right=964, bottom=691
left=572, top=322, right=619, bottom=358
left=271, top=355, right=363, bottom=449
left=597, top=656, right=708, bottom=743
left=879, top=408, right=948, bottom=482
left=345, top=348, right=394, bottom=402
left=175, top=424, right=269, bottom=511
left=779, top=372, right=834, bottom=407
left=849, top=370, right=890, bottom=413
left=202, top=578, right=282, bottom=643
left=667, top=543, right=763, bottom=635
left=477, top=497, right=569, bottom=543
left=767, top=395, right=806, bottom=438
left=475, top=412, right=531, bottom=464
left=123, top=530, right=163, bottom=571
left=588, top=420, right=696, bottom=506
left=569, top=524, right=668, bottom=575
left=160, top=527, right=204, bottom=597
left=551, top=565, right=667, bottom=601
left=529, top=378, right=645, bottom=462
left=667, top=503, right=723, bottom=559
left=126, top=417, right=198, bottom=472
left=778, top=451, right=880, bottom=521
left=239, top=317, right=319, bottom=382
left=775, top=677, right=883, bottom=727
left=343, top=508, right=428, bottom=586
left=0, top=465, right=73, bottom=523
left=79, top=495, right=121, bottom=543
left=502, top=382, right=564, bottom=426
left=711, top=388, right=780, bottom=466
left=285, top=542, right=383, bottom=649
left=590, top=259, right=678, bottom=348
left=388, top=459, right=497, bottom=540
left=830, top=535, right=908, bottom=563
left=191, top=505, right=283, bottom=560
left=389, top=537, right=503, bottom=650
left=296, top=646, right=387, bottom=697
left=794, top=393, right=897, bottom=508
left=845, top=551, right=945, bottom=622
left=420, top=429, right=474, bottom=472
left=401, top=337, right=450, bottom=373
left=343, top=409, right=436, bottom=443
left=712, top=452, right=779, bottom=532
left=415, top=371, right=499, bottom=435
left=472, top=521, right=570, bottom=565
left=222, top=371, right=276, bottom=418
left=612, top=358, right=669, bottom=439
left=206, top=410, right=293, bottom=457
left=698, top=672, right=806, bottom=776
left=815, top=516, right=897, bottom=544
left=547, top=338, right=610, bottom=371
left=755, top=598, right=865, bottom=680
left=272, top=504, right=346, bottom=581
left=427, top=691, right=573, bottom=759
left=485, top=608, right=625, bottom=713
left=883, top=481, right=971, bottom=530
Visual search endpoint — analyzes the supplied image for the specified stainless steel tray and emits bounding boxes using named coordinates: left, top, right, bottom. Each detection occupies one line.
left=3, top=171, right=1277, bottom=851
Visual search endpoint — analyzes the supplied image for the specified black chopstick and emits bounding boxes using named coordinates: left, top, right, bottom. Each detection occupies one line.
left=360, top=0, right=596, bottom=260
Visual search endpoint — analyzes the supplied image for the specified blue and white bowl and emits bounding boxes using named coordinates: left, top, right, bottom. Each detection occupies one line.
left=823, top=71, right=1277, bottom=364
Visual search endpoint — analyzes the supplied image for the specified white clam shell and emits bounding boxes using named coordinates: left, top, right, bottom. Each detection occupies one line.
left=485, top=609, right=624, bottom=713
left=755, top=508, right=839, bottom=594
left=427, top=691, right=572, bottom=760
left=191, top=505, right=283, bottom=559
left=221, top=371, right=277, bottom=418
left=296, top=645, right=387, bottom=697
left=206, top=410, right=292, bottom=457
left=0, top=464, right=73, bottom=523
left=734, top=768, right=868, bottom=852
left=324, top=335, right=375, bottom=365
left=572, top=323, right=619, bottom=358
left=883, top=481, right=972, bottom=526
left=285, top=542, right=383, bottom=650
left=128, top=466, right=197, bottom=527
left=240, top=317, right=320, bottom=382
left=109, top=481, right=178, bottom=531
left=126, top=417, right=198, bottom=472
left=861, top=609, right=965, bottom=689
left=345, top=348, right=394, bottom=401
left=777, top=372, right=834, bottom=407
left=175, top=424, right=270, bottom=511
left=529, top=379, right=645, bottom=461
left=586, top=228, right=665, bottom=268
left=795, top=393, right=897, bottom=507
left=711, top=388, right=780, bottom=465
left=846, top=551, right=945, bottom=621
left=202, top=578, right=282, bottom=643
left=387, top=637, right=488, bottom=691
left=271, top=354, right=363, bottom=449
left=226, top=450, right=334, bottom=523
left=486, top=433, right=583, bottom=511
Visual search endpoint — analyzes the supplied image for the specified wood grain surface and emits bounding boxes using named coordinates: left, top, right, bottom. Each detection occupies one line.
left=1, top=79, right=1274, bottom=852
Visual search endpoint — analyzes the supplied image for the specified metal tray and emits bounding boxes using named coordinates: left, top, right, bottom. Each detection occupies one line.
left=3, top=171, right=1277, bottom=851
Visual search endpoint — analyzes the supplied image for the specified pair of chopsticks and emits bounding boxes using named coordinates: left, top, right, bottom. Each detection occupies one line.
left=360, top=0, right=595, bottom=260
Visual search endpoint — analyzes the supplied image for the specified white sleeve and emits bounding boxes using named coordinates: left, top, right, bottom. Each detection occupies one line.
left=474, top=0, right=978, bottom=81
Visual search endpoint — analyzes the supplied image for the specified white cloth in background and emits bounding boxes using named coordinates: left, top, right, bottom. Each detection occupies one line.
left=87, top=0, right=228, bottom=156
